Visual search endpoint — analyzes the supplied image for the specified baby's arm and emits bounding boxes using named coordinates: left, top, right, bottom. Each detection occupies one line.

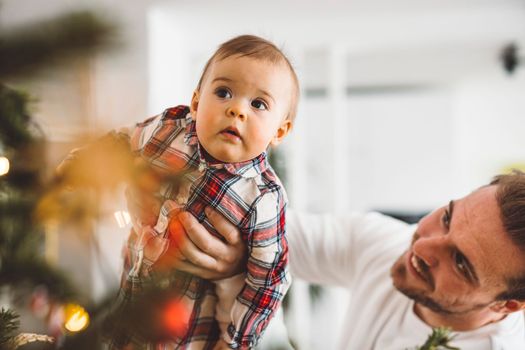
left=221, top=191, right=292, bottom=349
left=55, top=130, right=133, bottom=189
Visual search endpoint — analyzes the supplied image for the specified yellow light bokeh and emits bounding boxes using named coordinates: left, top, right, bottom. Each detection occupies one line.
left=0, top=157, right=10, bottom=176
left=63, top=304, right=90, bottom=332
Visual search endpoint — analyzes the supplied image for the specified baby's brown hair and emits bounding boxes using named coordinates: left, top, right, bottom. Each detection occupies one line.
left=196, top=35, right=299, bottom=122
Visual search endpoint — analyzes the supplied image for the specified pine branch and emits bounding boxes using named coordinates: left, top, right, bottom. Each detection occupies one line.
left=0, top=257, right=78, bottom=302
left=0, top=308, right=20, bottom=346
left=9, top=333, right=54, bottom=350
left=0, top=11, right=118, bottom=79
left=416, top=327, right=460, bottom=350
left=0, top=84, right=33, bottom=148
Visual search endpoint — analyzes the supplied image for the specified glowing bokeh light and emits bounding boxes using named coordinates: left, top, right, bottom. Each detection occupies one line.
left=114, top=210, right=131, bottom=228
left=162, top=300, right=189, bottom=336
left=63, top=304, right=89, bottom=332
left=0, top=157, right=10, bottom=176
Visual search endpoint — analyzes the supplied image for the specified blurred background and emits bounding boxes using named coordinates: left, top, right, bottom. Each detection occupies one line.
left=1, top=0, right=525, bottom=349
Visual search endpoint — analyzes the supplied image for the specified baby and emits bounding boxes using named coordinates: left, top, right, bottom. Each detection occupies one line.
left=119, top=35, right=298, bottom=349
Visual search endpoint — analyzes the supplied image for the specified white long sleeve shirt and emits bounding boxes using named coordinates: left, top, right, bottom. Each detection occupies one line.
left=287, top=211, right=525, bottom=350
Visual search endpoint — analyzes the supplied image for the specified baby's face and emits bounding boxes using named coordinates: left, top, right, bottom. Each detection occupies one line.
left=190, top=55, right=293, bottom=163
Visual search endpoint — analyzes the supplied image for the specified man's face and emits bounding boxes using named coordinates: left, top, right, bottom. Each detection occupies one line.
left=391, top=185, right=525, bottom=315
left=190, top=55, right=293, bottom=163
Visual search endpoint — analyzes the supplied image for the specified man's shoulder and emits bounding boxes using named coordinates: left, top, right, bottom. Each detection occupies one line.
left=287, top=210, right=413, bottom=242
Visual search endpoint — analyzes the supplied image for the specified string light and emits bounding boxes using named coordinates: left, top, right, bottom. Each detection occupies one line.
left=63, top=303, right=90, bottom=332
left=0, top=156, right=10, bottom=176
left=114, top=210, right=131, bottom=228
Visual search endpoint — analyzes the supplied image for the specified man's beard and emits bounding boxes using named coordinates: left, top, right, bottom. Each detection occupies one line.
left=390, top=253, right=489, bottom=315
left=395, top=284, right=457, bottom=315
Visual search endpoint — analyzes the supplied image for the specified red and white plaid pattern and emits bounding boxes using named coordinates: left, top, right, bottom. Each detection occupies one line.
left=112, top=106, right=291, bottom=349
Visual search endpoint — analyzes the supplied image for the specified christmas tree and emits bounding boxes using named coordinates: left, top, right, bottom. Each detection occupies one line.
left=0, top=8, right=194, bottom=348
left=0, top=9, right=116, bottom=349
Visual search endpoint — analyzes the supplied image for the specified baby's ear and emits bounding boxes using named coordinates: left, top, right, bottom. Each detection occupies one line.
left=190, top=90, right=200, bottom=120
left=270, top=120, right=292, bottom=147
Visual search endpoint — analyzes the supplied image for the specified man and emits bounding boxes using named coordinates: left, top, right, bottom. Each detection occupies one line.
left=129, top=172, right=525, bottom=349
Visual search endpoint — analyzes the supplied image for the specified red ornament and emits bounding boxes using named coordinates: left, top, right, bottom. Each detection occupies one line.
left=168, top=216, right=186, bottom=247
left=161, top=299, right=189, bottom=337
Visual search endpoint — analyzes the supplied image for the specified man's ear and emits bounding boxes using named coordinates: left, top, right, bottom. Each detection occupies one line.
left=270, top=120, right=292, bottom=147
left=489, top=299, right=525, bottom=314
left=190, top=90, right=200, bottom=120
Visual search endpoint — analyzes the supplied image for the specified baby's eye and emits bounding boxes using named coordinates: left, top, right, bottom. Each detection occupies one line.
left=215, top=88, right=231, bottom=99
left=251, top=99, right=268, bottom=110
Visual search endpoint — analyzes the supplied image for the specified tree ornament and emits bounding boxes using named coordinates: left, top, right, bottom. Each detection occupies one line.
left=63, top=303, right=90, bottom=333
left=30, top=286, right=52, bottom=319
left=0, top=156, right=9, bottom=176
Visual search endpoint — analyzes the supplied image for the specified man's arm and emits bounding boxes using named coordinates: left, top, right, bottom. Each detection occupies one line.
left=165, top=208, right=371, bottom=288
left=286, top=210, right=358, bottom=286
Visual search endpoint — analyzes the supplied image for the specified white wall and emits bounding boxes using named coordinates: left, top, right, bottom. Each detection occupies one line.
left=454, top=73, right=525, bottom=191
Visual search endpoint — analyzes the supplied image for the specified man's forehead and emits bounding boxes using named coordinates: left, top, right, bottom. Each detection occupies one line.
left=452, top=186, right=499, bottom=222
left=455, top=186, right=524, bottom=284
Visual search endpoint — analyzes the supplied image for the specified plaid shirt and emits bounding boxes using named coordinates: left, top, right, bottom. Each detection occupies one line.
left=115, top=106, right=291, bottom=349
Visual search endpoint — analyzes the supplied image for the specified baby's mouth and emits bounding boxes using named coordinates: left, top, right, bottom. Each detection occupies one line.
left=221, top=126, right=241, bottom=139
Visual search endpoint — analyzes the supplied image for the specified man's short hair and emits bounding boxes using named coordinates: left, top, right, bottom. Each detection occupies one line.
left=491, top=171, right=525, bottom=300
left=196, top=35, right=299, bottom=122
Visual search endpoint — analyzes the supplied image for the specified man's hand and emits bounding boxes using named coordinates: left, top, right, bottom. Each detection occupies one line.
left=174, top=206, right=247, bottom=280
left=149, top=207, right=247, bottom=279
left=125, top=155, right=246, bottom=279
left=212, top=338, right=231, bottom=350
left=125, top=159, right=246, bottom=279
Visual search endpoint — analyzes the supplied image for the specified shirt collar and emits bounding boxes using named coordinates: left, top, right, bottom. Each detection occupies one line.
left=182, top=111, right=269, bottom=178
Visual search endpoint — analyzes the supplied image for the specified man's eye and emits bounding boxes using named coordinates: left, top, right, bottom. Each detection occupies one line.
left=251, top=99, right=268, bottom=110
left=455, top=253, right=469, bottom=278
left=442, top=209, right=451, bottom=228
left=215, top=88, right=231, bottom=99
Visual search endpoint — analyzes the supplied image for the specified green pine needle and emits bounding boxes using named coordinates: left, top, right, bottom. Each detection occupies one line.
left=416, top=327, right=460, bottom=350
left=0, top=308, right=20, bottom=346
left=0, top=84, right=33, bottom=149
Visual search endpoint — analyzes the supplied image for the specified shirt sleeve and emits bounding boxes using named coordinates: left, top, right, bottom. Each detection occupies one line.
left=223, top=190, right=291, bottom=349
left=287, top=210, right=412, bottom=288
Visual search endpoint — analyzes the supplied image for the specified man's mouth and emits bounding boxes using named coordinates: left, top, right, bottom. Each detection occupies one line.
left=408, top=252, right=433, bottom=288
left=411, top=254, right=425, bottom=277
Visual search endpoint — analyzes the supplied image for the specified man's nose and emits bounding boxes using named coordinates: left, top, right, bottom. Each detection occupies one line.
left=412, top=236, right=444, bottom=268
left=226, top=103, right=246, bottom=120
